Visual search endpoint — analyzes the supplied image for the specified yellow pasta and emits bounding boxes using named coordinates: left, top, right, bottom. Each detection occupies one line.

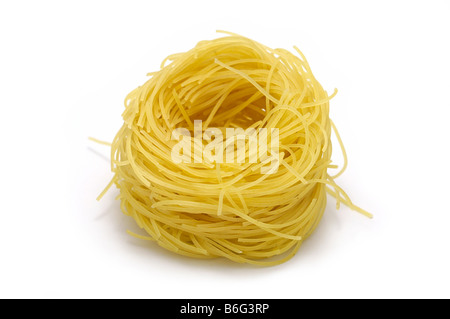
left=100, top=31, right=371, bottom=266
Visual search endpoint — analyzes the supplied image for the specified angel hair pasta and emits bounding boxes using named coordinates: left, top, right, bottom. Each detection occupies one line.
left=98, top=31, right=371, bottom=266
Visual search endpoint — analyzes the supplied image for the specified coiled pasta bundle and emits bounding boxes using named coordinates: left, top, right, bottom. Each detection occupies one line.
left=101, top=31, right=370, bottom=266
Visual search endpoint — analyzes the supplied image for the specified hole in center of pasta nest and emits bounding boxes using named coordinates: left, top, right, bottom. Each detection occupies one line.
left=178, top=80, right=271, bottom=131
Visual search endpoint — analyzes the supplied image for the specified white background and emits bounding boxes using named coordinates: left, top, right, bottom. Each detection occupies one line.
left=1, top=0, right=449, bottom=299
